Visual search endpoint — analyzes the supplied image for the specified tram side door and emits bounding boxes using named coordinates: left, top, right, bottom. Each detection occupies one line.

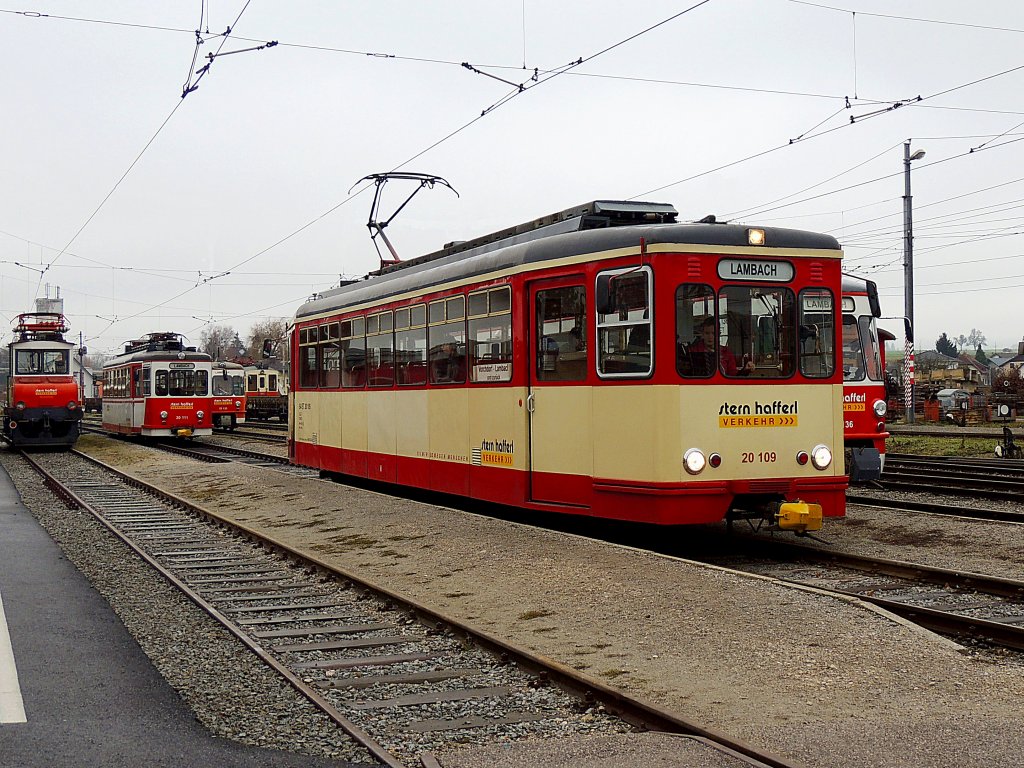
left=527, top=278, right=592, bottom=507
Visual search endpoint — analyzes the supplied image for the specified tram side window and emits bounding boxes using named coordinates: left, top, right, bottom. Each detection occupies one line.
left=596, top=267, right=652, bottom=377
left=155, top=370, right=168, bottom=396
left=798, top=289, right=836, bottom=378
left=468, top=287, right=512, bottom=383
left=395, top=305, right=427, bottom=386
left=232, top=375, right=245, bottom=396
left=298, top=326, right=318, bottom=389
left=142, top=367, right=151, bottom=396
left=268, top=373, right=278, bottom=392
left=367, top=312, right=395, bottom=387
left=246, top=374, right=258, bottom=393
left=429, top=296, right=467, bottom=385
left=341, top=317, right=366, bottom=388
left=319, top=323, right=341, bottom=389
left=536, top=286, right=586, bottom=382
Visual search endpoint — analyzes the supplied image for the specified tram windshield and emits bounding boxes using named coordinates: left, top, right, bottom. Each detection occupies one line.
left=15, top=349, right=69, bottom=375
left=212, top=371, right=244, bottom=396
left=676, top=284, right=835, bottom=379
left=154, top=368, right=209, bottom=396
left=842, top=314, right=883, bottom=382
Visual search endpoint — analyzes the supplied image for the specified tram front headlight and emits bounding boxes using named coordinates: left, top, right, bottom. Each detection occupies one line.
left=683, top=448, right=707, bottom=475
left=160, top=410, right=168, bottom=421
left=234, top=400, right=241, bottom=408
left=873, top=399, right=887, bottom=417
left=197, top=410, right=205, bottom=421
left=15, top=401, right=25, bottom=411
left=810, top=444, right=833, bottom=470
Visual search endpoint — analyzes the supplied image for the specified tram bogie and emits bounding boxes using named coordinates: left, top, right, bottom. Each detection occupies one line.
left=289, top=200, right=848, bottom=531
left=102, top=332, right=213, bottom=438
left=2, top=313, right=82, bottom=448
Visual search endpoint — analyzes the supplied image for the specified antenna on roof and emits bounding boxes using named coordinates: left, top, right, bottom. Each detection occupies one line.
left=351, top=172, right=458, bottom=269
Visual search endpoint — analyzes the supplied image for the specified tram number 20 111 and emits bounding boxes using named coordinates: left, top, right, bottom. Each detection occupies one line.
left=741, top=451, right=776, bottom=463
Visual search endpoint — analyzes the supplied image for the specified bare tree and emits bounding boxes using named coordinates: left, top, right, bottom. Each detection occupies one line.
left=955, top=328, right=987, bottom=350
left=199, top=324, right=238, bottom=360
left=246, top=318, right=289, bottom=364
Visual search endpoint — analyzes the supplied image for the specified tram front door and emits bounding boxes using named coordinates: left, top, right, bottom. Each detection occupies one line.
left=528, top=278, right=592, bottom=507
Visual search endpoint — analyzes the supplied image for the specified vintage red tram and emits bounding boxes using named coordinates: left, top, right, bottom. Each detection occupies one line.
left=2, top=313, right=82, bottom=447
left=244, top=365, right=288, bottom=422
left=839, top=275, right=889, bottom=482
left=102, top=332, right=213, bottom=438
left=211, top=361, right=246, bottom=431
left=289, top=200, right=847, bottom=531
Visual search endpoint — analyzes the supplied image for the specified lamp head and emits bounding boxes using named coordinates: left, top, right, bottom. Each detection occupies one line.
left=909, top=149, right=926, bottom=161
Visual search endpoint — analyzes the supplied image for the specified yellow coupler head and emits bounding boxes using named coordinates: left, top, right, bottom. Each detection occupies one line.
left=775, top=501, right=823, bottom=533
left=175, top=428, right=194, bottom=438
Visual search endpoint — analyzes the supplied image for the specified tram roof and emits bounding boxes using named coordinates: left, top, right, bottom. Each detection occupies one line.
left=104, top=349, right=212, bottom=367
left=296, top=200, right=842, bottom=320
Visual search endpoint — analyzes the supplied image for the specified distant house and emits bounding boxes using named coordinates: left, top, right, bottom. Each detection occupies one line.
left=915, top=350, right=986, bottom=393
left=998, top=354, right=1024, bottom=373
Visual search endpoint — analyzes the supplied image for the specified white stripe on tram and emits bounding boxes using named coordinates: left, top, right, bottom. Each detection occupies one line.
left=0, top=588, right=27, bottom=723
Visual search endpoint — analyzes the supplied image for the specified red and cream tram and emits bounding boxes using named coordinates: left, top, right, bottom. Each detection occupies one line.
left=839, top=275, right=889, bottom=482
left=211, top=361, right=246, bottom=430
left=102, top=332, right=213, bottom=437
left=244, top=365, right=288, bottom=421
left=289, top=200, right=847, bottom=532
left=2, top=313, right=82, bottom=447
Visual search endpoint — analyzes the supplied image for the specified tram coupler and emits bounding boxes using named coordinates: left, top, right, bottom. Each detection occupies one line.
left=771, top=500, right=823, bottom=533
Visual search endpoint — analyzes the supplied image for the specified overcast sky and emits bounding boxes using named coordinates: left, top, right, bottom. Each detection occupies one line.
left=3, top=0, right=1024, bottom=357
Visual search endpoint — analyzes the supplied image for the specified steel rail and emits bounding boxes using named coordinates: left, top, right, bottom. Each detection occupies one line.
left=17, top=449, right=406, bottom=768
left=54, top=447, right=804, bottom=768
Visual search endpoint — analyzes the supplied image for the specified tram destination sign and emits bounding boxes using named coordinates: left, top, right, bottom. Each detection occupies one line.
left=717, top=258, right=794, bottom=282
left=169, top=362, right=195, bottom=369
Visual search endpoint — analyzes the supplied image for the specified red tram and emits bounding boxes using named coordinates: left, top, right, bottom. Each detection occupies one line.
left=289, top=200, right=847, bottom=531
left=244, top=365, right=288, bottom=422
left=840, top=275, right=889, bottom=482
left=211, top=361, right=246, bottom=431
left=2, top=313, right=82, bottom=447
left=102, top=332, right=213, bottom=438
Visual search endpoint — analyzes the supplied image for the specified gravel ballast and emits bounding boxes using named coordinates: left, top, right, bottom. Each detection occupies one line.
left=18, top=435, right=1024, bottom=768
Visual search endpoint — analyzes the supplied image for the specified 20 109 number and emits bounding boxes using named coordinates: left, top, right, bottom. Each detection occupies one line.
left=741, top=451, right=777, bottom=463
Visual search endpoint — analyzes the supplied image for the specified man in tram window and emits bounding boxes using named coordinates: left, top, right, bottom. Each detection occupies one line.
left=689, top=317, right=754, bottom=376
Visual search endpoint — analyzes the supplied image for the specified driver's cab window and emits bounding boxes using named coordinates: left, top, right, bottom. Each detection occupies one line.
left=842, top=316, right=865, bottom=381
left=675, top=284, right=716, bottom=378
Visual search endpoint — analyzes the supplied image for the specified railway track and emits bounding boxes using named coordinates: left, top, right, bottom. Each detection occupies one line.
left=74, top=431, right=1024, bottom=667
left=18, top=447, right=798, bottom=768
left=702, top=539, right=1024, bottom=653
left=873, top=454, right=1024, bottom=501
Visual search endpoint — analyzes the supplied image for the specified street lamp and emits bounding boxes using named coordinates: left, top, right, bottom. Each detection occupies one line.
left=903, top=141, right=926, bottom=424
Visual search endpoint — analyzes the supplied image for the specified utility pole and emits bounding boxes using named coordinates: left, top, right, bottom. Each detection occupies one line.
left=78, top=331, right=85, bottom=399
left=903, top=141, right=925, bottom=423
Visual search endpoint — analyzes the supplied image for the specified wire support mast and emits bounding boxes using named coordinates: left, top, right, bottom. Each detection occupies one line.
left=350, top=173, right=459, bottom=269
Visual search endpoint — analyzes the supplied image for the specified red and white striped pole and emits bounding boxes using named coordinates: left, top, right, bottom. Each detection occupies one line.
left=904, top=339, right=914, bottom=421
